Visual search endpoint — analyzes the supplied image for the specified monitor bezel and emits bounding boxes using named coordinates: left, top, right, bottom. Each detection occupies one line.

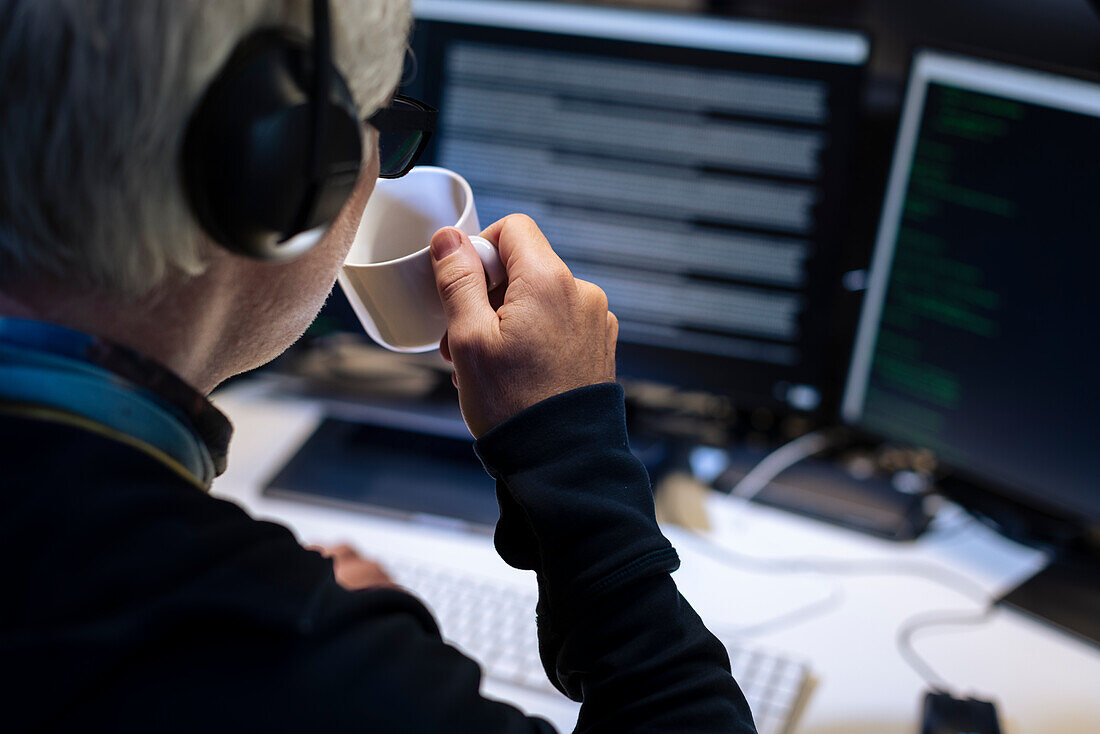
left=412, top=0, right=871, bottom=66
left=408, top=0, right=872, bottom=416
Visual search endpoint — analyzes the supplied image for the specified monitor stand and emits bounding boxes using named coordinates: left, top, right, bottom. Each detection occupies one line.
left=998, top=548, right=1100, bottom=648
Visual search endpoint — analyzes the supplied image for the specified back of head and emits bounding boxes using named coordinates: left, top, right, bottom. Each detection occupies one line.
left=0, top=0, right=410, bottom=300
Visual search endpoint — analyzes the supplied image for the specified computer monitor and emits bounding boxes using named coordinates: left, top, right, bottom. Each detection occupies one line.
left=843, top=49, right=1100, bottom=532
left=386, top=0, right=870, bottom=414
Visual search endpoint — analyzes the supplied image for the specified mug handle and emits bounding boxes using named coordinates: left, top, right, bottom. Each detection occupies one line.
left=469, top=235, right=507, bottom=291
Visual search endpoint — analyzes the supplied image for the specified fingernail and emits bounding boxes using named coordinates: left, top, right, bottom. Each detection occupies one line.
left=432, top=229, right=462, bottom=260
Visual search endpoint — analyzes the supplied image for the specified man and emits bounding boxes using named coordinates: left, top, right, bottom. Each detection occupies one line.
left=0, top=1, right=754, bottom=731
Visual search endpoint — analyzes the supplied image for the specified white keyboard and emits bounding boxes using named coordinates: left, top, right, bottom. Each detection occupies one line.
left=383, top=557, right=816, bottom=734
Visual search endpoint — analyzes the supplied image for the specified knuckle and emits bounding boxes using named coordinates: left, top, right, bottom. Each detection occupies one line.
left=590, top=285, right=609, bottom=313
left=503, top=212, right=538, bottom=232
left=550, top=265, right=577, bottom=293
left=576, top=279, right=608, bottom=312
left=502, top=213, right=554, bottom=253
left=525, top=261, right=573, bottom=296
left=438, top=267, right=484, bottom=304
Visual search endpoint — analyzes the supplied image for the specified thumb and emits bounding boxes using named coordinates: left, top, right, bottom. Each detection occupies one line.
left=430, top=227, right=495, bottom=335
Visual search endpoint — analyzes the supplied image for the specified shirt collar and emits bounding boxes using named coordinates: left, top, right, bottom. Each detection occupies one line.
left=0, top=318, right=232, bottom=476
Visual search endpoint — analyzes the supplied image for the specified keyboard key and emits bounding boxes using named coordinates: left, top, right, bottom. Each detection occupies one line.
left=382, top=555, right=813, bottom=732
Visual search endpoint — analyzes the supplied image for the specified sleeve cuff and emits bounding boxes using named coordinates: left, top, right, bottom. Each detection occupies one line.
left=474, top=383, right=678, bottom=620
left=474, top=383, right=630, bottom=475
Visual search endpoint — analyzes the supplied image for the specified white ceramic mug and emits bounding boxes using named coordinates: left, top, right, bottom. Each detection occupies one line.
left=338, top=166, right=506, bottom=353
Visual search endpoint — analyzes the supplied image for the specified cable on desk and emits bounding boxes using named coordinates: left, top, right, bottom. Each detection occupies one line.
left=716, top=582, right=847, bottom=638
left=684, top=532, right=991, bottom=604
left=728, top=429, right=840, bottom=502
left=705, top=429, right=1005, bottom=691
left=682, top=531, right=998, bottom=692
left=896, top=605, right=997, bottom=692
left=678, top=529, right=846, bottom=637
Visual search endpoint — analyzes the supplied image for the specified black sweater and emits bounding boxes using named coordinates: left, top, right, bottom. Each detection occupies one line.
left=0, top=384, right=755, bottom=732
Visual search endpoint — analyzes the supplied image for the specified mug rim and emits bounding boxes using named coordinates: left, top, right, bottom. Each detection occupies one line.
left=344, top=165, right=478, bottom=269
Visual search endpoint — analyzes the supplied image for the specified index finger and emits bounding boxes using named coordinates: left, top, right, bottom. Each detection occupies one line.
left=480, top=213, right=568, bottom=278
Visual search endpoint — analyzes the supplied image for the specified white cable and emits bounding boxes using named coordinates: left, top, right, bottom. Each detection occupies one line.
left=684, top=532, right=997, bottom=691
left=896, top=606, right=997, bottom=692
left=713, top=430, right=1003, bottom=690
left=720, top=580, right=846, bottom=638
left=729, top=429, right=838, bottom=502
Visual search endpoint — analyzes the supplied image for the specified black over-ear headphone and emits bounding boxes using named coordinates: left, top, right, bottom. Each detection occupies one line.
left=181, top=0, right=362, bottom=261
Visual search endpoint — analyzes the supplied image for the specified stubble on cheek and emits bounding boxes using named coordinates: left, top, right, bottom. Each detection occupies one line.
left=245, top=136, right=379, bottom=371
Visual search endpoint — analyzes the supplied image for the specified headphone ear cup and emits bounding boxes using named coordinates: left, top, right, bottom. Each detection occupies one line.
left=181, top=29, right=362, bottom=261
left=297, top=91, right=364, bottom=234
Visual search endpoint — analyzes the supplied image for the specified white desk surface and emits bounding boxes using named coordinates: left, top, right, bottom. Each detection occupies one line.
left=210, top=381, right=1100, bottom=734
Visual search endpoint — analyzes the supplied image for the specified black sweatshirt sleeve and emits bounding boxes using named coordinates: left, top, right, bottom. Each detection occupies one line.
left=475, top=383, right=756, bottom=733
left=1, top=391, right=755, bottom=733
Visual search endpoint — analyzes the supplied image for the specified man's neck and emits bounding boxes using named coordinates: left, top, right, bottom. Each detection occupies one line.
left=0, top=276, right=233, bottom=395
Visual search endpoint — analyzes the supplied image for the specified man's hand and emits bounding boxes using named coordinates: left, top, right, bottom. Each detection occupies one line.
left=311, top=544, right=395, bottom=591
left=430, top=214, right=618, bottom=438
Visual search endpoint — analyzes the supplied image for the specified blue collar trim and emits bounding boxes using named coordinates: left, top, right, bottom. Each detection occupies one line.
left=0, top=319, right=226, bottom=487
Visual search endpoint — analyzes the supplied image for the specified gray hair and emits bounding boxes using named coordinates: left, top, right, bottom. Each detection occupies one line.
left=0, top=0, right=411, bottom=298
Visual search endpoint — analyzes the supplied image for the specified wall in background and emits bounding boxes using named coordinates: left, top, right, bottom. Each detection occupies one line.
left=586, top=0, right=1100, bottom=100
left=856, top=0, right=1100, bottom=84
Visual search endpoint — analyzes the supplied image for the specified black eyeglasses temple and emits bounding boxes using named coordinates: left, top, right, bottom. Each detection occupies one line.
left=366, top=95, right=438, bottom=132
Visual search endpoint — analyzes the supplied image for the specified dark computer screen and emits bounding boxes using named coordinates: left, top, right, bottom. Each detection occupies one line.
left=844, top=50, right=1100, bottom=525
left=384, top=0, right=870, bottom=413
